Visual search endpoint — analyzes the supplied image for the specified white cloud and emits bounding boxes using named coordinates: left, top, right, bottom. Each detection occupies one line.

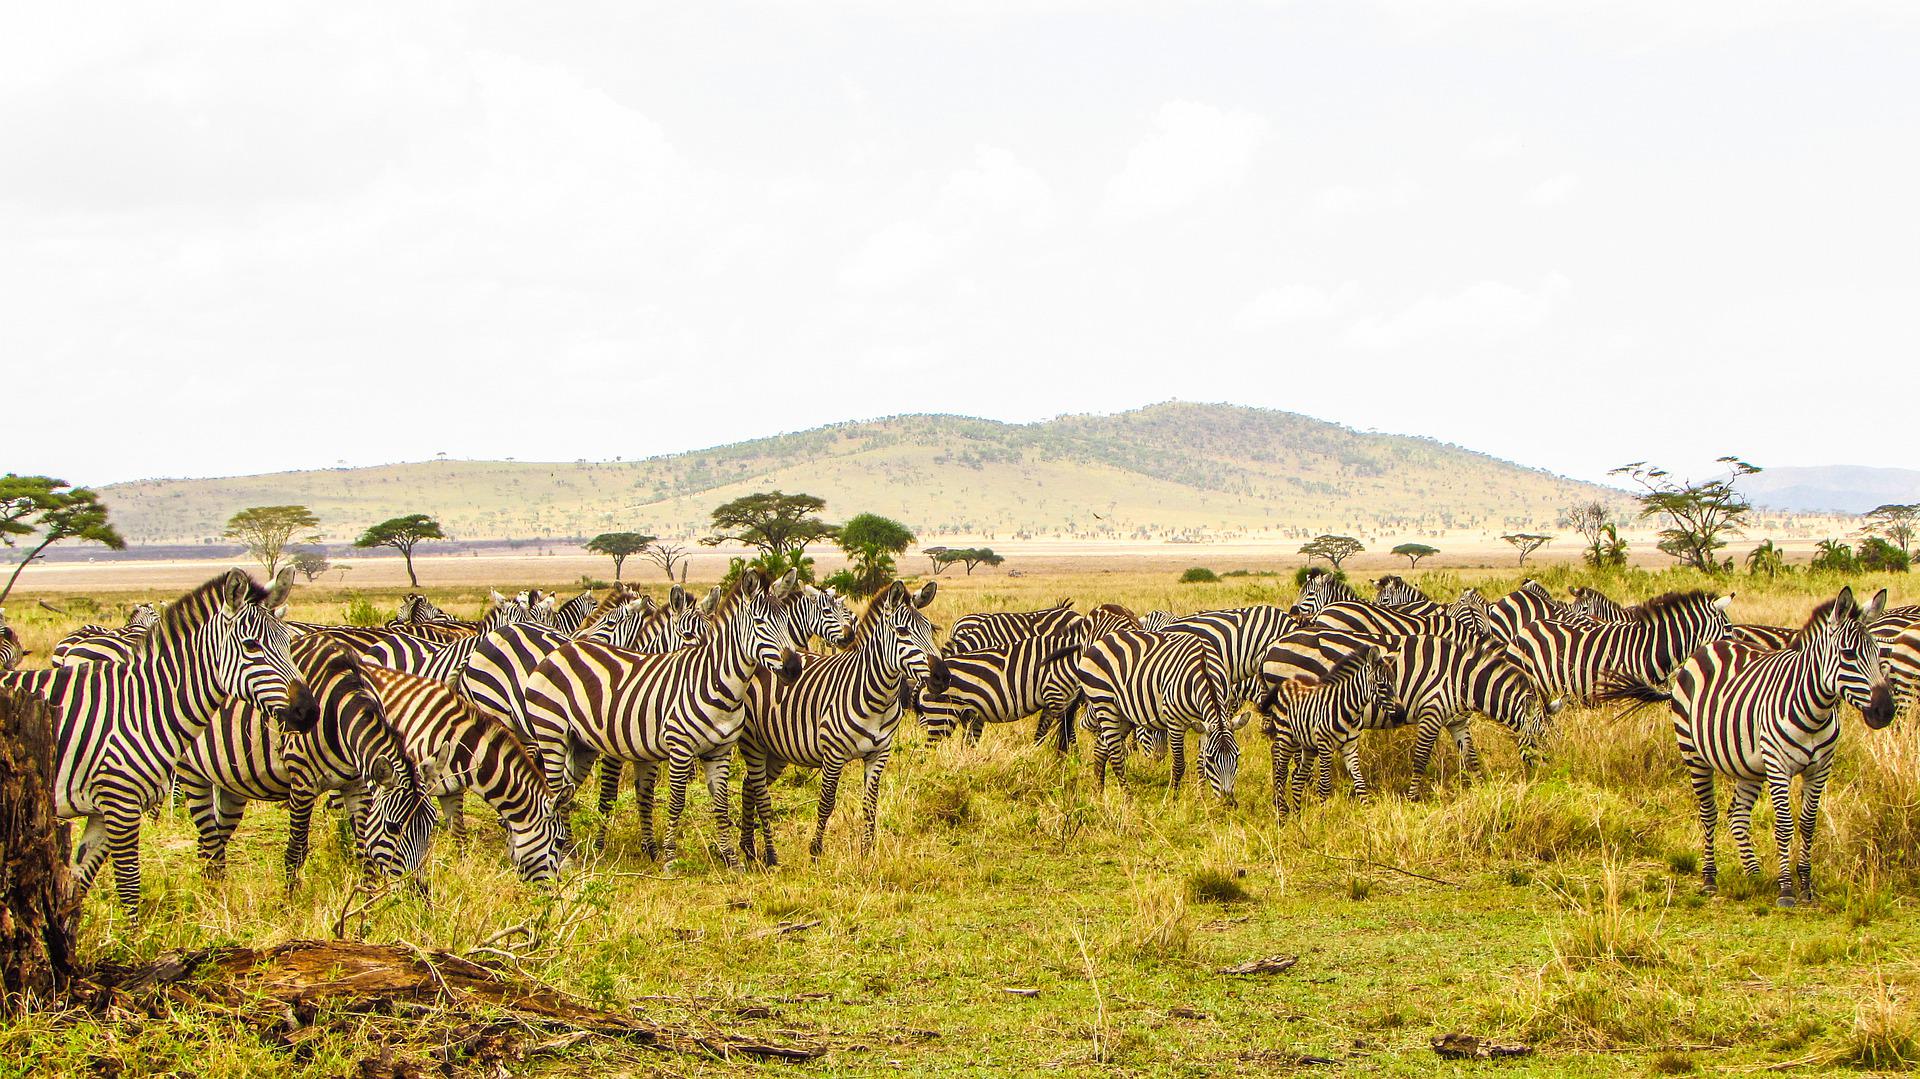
left=837, top=220, right=959, bottom=296
left=1102, top=101, right=1270, bottom=220
left=1344, top=274, right=1571, bottom=350
left=939, top=145, right=1054, bottom=227
left=1232, top=282, right=1358, bottom=330
left=1528, top=173, right=1580, bottom=206
left=1310, top=179, right=1421, bottom=221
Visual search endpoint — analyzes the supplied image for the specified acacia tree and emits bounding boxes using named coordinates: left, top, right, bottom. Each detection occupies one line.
left=291, top=549, right=333, bottom=582
left=224, top=505, right=320, bottom=579
left=0, top=476, right=126, bottom=604
left=1610, top=457, right=1760, bottom=574
left=703, top=492, right=838, bottom=560
left=586, top=532, right=655, bottom=582
left=836, top=514, right=915, bottom=596
left=1391, top=542, right=1438, bottom=568
left=1502, top=533, right=1553, bottom=567
left=643, top=542, right=688, bottom=580
left=1562, top=502, right=1613, bottom=550
left=355, top=514, right=446, bottom=587
left=923, top=546, right=954, bottom=575
left=1299, top=535, right=1363, bottom=570
left=1864, top=504, right=1919, bottom=554
left=956, top=548, right=1004, bottom=575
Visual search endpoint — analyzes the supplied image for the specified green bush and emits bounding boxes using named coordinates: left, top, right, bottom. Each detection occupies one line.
left=343, top=595, right=390, bottom=627
left=1179, top=567, right=1219, bottom=583
left=1860, top=538, right=1911, bottom=573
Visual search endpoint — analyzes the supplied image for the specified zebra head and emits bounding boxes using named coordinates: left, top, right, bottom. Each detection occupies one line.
left=794, top=584, right=856, bottom=650
left=1477, top=646, right=1556, bottom=759
left=511, top=790, right=567, bottom=883
left=210, top=568, right=319, bottom=733
left=706, top=569, right=802, bottom=683
left=1450, top=588, right=1493, bottom=638
left=1569, top=586, right=1629, bottom=624
left=1289, top=568, right=1352, bottom=618
left=360, top=742, right=447, bottom=881
left=1814, top=586, right=1895, bottom=729
left=1374, top=575, right=1427, bottom=608
left=872, top=580, right=948, bottom=695
left=1198, top=709, right=1251, bottom=806
left=0, top=610, right=21, bottom=669
left=126, top=602, right=161, bottom=629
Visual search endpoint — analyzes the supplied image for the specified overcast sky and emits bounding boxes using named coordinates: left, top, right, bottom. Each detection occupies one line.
left=6, top=2, right=1916, bottom=490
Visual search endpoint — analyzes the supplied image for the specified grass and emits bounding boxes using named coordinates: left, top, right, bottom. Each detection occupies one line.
left=4, top=566, right=1920, bottom=1075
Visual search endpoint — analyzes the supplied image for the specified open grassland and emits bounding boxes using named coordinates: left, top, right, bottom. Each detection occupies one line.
left=5, top=565, right=1920, bottom=1076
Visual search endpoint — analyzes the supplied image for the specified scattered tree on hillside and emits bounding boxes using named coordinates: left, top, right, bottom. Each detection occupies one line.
left=1299, top=535, right=1363, bottom=570
left=1391, top=542, right=1438, bottom=568
left=1562, top=501, right=1614, bottom=551
left=929, top=547, right=1003, bottom=575
left=1611, top=457, right=1759, bottom=575
left=0, top=475, right=126, bottom=604
left=354, top=514, right=446, bottom=587
left=586, top=532, right=656, bottom=582
left=1502, top=533, right=1553, bottom=567
left=291, top=549, right=334, bottom=582
left=835, top=513, right=915, bottom=597
left=224, top=505, right=320, bottom=579
left=702, top=492, right=838, bottom=563
left=643, top=542, right=688, bottom=581
left=1745, top=539, right=1785, bottom=579
left=923, top=547, right=954, bottom=575
left=1864, top=504, right=1919, bottom=555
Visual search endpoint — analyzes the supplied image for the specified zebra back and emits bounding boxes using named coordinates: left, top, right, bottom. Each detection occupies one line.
left=1510, top=590, right=1733, bottom=703
left=1312, top=600, right=1478, bottom=642
left=1163, top=605, right=1300, bottom=684
left=1486, top=580, right=1571, bottom=642
left=917, top=635, right=1080, bottom=741
left=947, top=598, right=1078, bottom=653
left=549, top=591, right=597, bottom=635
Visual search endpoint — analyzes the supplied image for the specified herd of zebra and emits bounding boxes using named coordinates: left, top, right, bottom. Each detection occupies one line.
left=0, top=563, right=1915, bottom=921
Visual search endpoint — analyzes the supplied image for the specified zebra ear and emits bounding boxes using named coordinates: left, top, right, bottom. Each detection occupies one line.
left=699, top=586, right=721, bottom=614
left=367, top=758, right=395, bottom=789
left=418, top=741, right=455, bottom=789
left=1712, top=594, right=1734, bottom=612
left=668, top=584, right=687, bottom=610
left=1546, top=696, right=1567, bottom=716
left=913, top=581, right=938, bottom=608
left=1231, top=710, right=1251, bottom=730
left=219, top=568, right=254, bottom=616
left=1864, top=587, right=1889, bottom=622
left=772, top=570, right=799, bottom=599
left=489, top=590, right=507, bottom=605
left=266, top=566, right=296, bottom=608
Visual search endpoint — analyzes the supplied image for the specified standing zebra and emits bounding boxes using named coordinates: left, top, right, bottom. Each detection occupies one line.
left=916, top=635, right=1081, bottom=748
left=1263, top=644, right=1396, bottom=816
left=548, top=591, right=598, bottom=636
left=789, top=584, right=857, bottom=652
left=1486, top=580, right=1572, bottom=642
left=1072, top=626, right=1242, bottom=803
left=1599, top=588, right=1894, bottom=905
left=947, top=597, right=1081, bottom=653
left=175, top=635, right=440, bottom=885
left=1872, top=624, right=1920, bottom=708
left=521, top=569, right=800, bottom=864
left=1506, top=590, right=1733, bottom=704
left=1310, top=600, right=1482, bottom=642
left=738, top=581, right=945, bottom=864
left=1373, top=575, right=1433, bottom=609
left=1261, top=629, right=1555, bottom=799
left=52, top=603, right=162, bottom=666
left=1289, top=568, right=1361, bottom=618
left=1731, top=624, right=1796, bottom=650
left=0, top=569, right=318, bottom=919
left=357, top=662, right=565, bottom=882
left=1375, top=579, right=1494, bottom=638
left=1568, top=585, right=1632, bottom=624
left=359, top=594, right=542, bottom=682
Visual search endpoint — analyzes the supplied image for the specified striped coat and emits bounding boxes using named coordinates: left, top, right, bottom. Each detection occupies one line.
left=1265, top=644, right=1396, bottom=815
left=947, top=598, right=1080, bottom=653
left=1486, top=580, right=1570, bottom=642
left=1074, top=627, right=1241, bottom=802
left=1506, top=591, right=1733, bottom=704
left=916, top=635, right=1081, bottom=748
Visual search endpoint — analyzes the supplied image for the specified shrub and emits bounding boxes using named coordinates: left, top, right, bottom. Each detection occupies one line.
left=1185, top=868, right=1250, bottom=904
left=1860, top=538, right=1911, bottom=573
left=1179, top=567, right=1218, bottom=584
left=343, top=595, right=390, bottom=627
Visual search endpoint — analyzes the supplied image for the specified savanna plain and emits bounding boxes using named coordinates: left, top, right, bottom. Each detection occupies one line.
left=4, top=563, right=1919, bottom=1077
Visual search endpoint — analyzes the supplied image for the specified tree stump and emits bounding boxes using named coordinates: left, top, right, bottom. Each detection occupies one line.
left=0, top=689, right=72, bottom=1013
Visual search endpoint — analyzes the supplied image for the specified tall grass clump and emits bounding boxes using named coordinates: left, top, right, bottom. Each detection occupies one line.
left=1832, top=975, right=1920, bottom=1070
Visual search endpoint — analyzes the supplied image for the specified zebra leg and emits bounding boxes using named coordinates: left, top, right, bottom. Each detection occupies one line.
left=438, top=793, right=467, bottom=843
left=966, top=714, right=985, bottom=745
left=1727, top=779, right=1763, bottom=879
left=596, top=757, right=624, bottom=817
left=660, top=752, right=696, bottom=866
left=1453, top=722, right=1482, bottom=782
left=1290, top=749, right=1313, bottom=810
left=1342, top=735, right=1371, bottom=804
left=859, top=748, right=893, bottom=856
left=1034, top=708, right=1054, bottom=747
left=285, top=781, right=322, bottom=886
left=178, top=776, right=227, bottom=877
left=702, top=754, right=742, bottom=870
left=103, top=799, right=146, bottom=921
left=756, top=760, right=787, bottom=867
left=1795, top=760, right=1833, bottom=903
left=1169, top=727, right=1187, bottom=788
left=198, top=787, right=246, bottom=881
left=1313, top=747, right=1334, bottom=800
left=1763, top=760, right=1798, bottom=907
left=738, top=748, right=762, bottom=866
left=1686, top=761, right=1721, bottom=894
left=810, top=753, right=849, bottom=860
left=1408, top=713, right=1445, bottom=801
left=1270, top=727, right=1295, bottom=818
left=70, top=815, right=111, bottom=899
left=631, top=760, right=659, bottom=859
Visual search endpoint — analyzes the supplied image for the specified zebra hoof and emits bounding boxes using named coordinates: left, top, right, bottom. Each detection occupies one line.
left=1776, top=894, right=1797, bottom=909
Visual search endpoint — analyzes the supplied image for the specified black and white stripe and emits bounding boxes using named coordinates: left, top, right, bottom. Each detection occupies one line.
left=917, top=634, right=1080, bottom=748
left=1289, top=568, right=1361, bottom=619
left=1263, top=643, right=1396, bottom=815
left=1072, top=626, right=1242, bottom=802
left=1506, top=590, right=1733, bottom=704
left=1486, top=579, right=1572, bottom=642
left=947, top=598, right=1080, bottom=653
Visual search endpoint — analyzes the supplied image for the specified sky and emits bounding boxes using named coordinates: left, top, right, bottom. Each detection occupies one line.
left=5, top=1, right=1917, bottom=490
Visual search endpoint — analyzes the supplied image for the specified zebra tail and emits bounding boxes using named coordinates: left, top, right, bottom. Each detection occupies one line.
left=1593, top=671, right=1672, bottom=715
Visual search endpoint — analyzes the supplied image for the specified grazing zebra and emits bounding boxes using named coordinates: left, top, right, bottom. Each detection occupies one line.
left=1599, top=588, right=1894, bottom=905
left=1263, top=644, right=1396, bottom=816
left=356, top=662, right=565, bottom=882
left=1289, top=568, right=1361, bottom=618
left=1072, top=626, right=1242, bottom=802
left=175, top=635, right=440, bottom=884
left=522, top=569, right=801, bottom=865
left=739, top=581, right=945, bottom=864
left=947, top=598, right=1080, bottom=653
left=359, top=594, right=541, bottom=682
left=0, top=610, right=23, bottom=669
left=0, top=569, right=318, bottom=918
left=1261, top=629, right=1556, bottom=799
left=1506, top=590, right=1733, bottom=704
left=1310, top=600, right=1481, bottom=642
left=1486, top=580, right=1572, bottom=642
left=917, top=635, right=1081, bottom=748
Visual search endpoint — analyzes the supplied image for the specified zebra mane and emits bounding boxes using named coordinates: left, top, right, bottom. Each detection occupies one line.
left=137, top=569, right=269, bottom=656
left=1795, top=596, right=1855, bottom=639
left=1624, top=590, right=1716, bottom=622
left=1091, top=602, right=1138, bottom=623
left=710, top=569, right=771, bottom=625
left=1315, top=643, right=1381, bottom=687
left=854, top=584, right=907, bottom=637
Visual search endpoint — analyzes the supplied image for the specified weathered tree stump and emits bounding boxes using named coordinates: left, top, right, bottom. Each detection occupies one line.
left=0, top=689, right=73, bottom=1013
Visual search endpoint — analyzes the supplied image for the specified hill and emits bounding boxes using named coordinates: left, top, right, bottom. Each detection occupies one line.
left=96, top=402, right=1626, bottom=545
left=1742, top=465, right=1920, bottom=514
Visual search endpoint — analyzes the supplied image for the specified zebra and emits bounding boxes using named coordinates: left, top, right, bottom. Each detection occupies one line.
left=1568, top=585, right=1633, bottom=624
left=1373, top=575, right=1433, bottom=610
left=51, top=603, right=162, bottom=666
left=917, top=635, right=1082, bottom=748
left=0, top=609, right=23, bottom=669
left=1139, top=610, right=1177, bottom=631
left=1731, top=624, right=1796, bottom=650
left=1599, top=587, right=1894, bottom=905
left=1486, top=579, right=1572, bottom=642
left=1261, top=629, right=1556, bottom=799
left=521, top=568, right=801, bottom=865
left=1374, top=579, right=1495, bottom=639
left=1310, top=600, right=1482, bottom=642
left=174, top=634, right=441, bottom=885
left=1071, top=626, right=1242, bottom=803
left=1289, top=568, right=1361, bottom=618
left=947, top=598, right=1081, bottom=653
left=1263, top=644, right=1396, bottom=816
left=789, top=584, right=857, bottom=652
left=738, top=580, right=943, bottom=864
left=358, top=594, right=542, bottom=683
left=355, top=662, right=565, bottom=882
left=1506, top=590, right=1734, bottom=704
left=1868, top=618, right=1920, bottom=709
left=549, top=591, right=598, bottom=636
left=393, top=593, right=475, bottom=632
left=0, top=569, right=318, bottom=919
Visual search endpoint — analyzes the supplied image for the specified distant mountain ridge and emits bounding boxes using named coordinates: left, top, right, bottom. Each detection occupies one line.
left=1743, top=465, right=1920, bottom=514
left=97, top=402, right=1628, bottom=545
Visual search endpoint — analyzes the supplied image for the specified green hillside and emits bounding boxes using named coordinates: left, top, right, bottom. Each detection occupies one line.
left=97, top=402, right=1622, bottom=544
